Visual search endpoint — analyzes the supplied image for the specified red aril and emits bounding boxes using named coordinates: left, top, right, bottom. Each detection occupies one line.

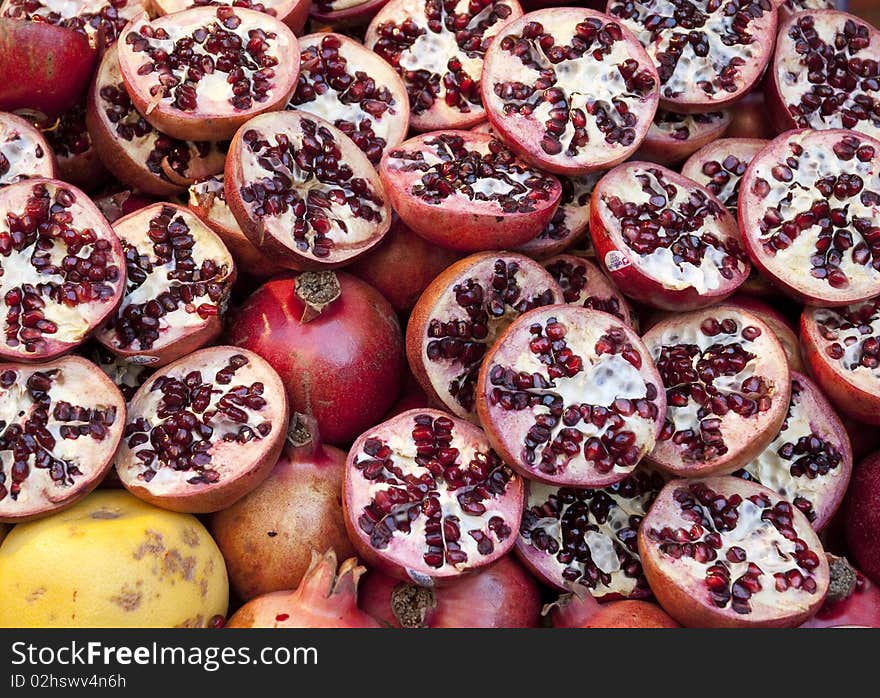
left=150, top=0, right=310, bottom=34
left=542, top=254, right=636, bottom=328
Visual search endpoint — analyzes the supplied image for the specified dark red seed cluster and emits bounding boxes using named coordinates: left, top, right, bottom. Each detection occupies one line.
left=814, top=300, right=880, bottom=367
left=699, top=153, right=751, bottom=212
left=2, top=0, right=138, bottom=43
left=543, top=257, right=626, bottom=320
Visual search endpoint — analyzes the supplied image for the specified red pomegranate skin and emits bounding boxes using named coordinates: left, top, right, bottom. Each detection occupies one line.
left=578, top=601, right=680, bottom=628
left=227, top=272, right=405, bottom=446
left=845, top=453, right=880, bottom=587
left=802, top=566, right=880, bottom=628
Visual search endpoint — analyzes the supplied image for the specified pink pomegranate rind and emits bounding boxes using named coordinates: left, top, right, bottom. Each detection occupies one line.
left=738, top=128, right=880, bottom=306
left=642, top=306, right=792, bottom=478
left=590, top=161, right=750, bottom=311
left=0, top=355, right=126, bottom=523
left=766, top=10, right=880, bottom=140
left=477, top=305, right=666, bottom=487
left=150, top=0, right=311, bottom=34
left=516, top=467, right=665, bottom=597
left=0, top=112, right=56, bottom=186
left=636, top=110, right=731, bottom=166
left=608, top=0, right=778, bottom=113
left=542, top=254, right=636, bottom=328
left=380, top=130, right=562, bottom=252
left=801, top=299, right=880, bottom=425
left=481, top=8, right=659, bottom=176
left=343, top=408, right=524, bottom=585
left=116, top=345, right=289, bottom=513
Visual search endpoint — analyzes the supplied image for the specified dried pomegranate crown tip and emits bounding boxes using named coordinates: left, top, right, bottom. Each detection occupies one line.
left=825, top=554, right=858, bottom=602
left=285, top=412, right=319, bottom=449
left=295, top=271, right=342, bottom=323
left=304, top=549, right=367, bottom=595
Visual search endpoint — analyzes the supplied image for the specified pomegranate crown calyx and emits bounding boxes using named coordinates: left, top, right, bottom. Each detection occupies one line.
left=295, top=271, right=342, bottom=323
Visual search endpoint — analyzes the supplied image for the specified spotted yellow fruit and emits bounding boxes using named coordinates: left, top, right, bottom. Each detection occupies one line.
left=0, top=491, right=228, bottom=627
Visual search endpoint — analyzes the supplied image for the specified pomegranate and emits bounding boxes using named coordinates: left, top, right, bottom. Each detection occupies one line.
left=1, top=0, right=144, bottom=45
left=224, top=110, right=391, bottom=270
left=477, top=305, right=666, bottom=487
left=636, top=110, right=731, bottom=166
left=289, top=32, right=409, bottom=166
left=724, top=91, right=776, bottom=140
left=0, top=178, right=126, bottom=362
left=365, top=0, right=523, bottom=131
left=556, top=598, right=680, bottom=628
left=845, top=451, right=880, bottom=585
left=681, top=138, right=769, bottom=215
left=40, top=101, right=107, bottom=191
left=542, top=254, right=636, bottom=328
left=517, top=467, right=665, bottom=596
left=227, top=271, right=405, bottom=446
left=608, top=0, right=778, bottom=113
left=590, top=161, right=750, bottom=311
left=343, top=408, right=524, bottom=584
left=209, top=413, right=355, bottom=601
left=407, top=252, right=562, bottom=422
left=480, top=8, right=660, bottom=176
left=93, top=190, right=155, bottom=224
left=188, top=175, right=287, bottom=279
left=90, top=343, right=152, bottom=402
left=766, top=10, right=880, bottom=140
left=0, top=111, right=56, bottom=186
left=639, top=476, right=830, bottom=628
left=642, top=306, right=791, bottom=477
left=775, top=0, right=837, bottom=22
left=359, top=555, right=541, bottom=627
left=117, top=7, right=300, bottom=141
left=310, top=0, right=387, bottom=29
left=739, top=129, right=880, bottom=305
left=801, top=300, right=880, bottom=425
left=801, top=553, right=880, bottom=628
left=0, top=355, right=126, bottom=523
left=150, top=0, right=311, bottom=35
left=95, top=203, right=237, bottom=367
left=348, top=215, right=460, bottom=314
left=226, top=549, right=381, bottom=628
left=86, top=45, right=227, bottom=197
left=843, top=416, right=880, bottom=463
left=724, top=293, right=804, bottom=371
left=116, top=345, right=290, bottom=513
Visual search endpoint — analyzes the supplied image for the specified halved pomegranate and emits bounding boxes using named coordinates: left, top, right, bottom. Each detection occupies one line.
left=117, top=7, right=300, bottom=141
left=642, top=305, right=791, bottom=477
left=681, top=138, right=769, bottom=215
left=636, top=110, right=731, bottom=166
left=365, top=0, right=523, bottom=131
left=0, top=355, right=126, bottom=523
left=801, top=553, right=880, bottom=628
left=150, top=0, right=311, bottom=35
left=95, top=203, right=237, bottom=367
left=766, top=10, right=880, bottom=139
left=0, top=111, right=56, bottom=185
left=344, top=408, right=523, bottom=585
left=639, top=476, right=830, bottom=628
left=801, top=299, right=880, bottom=425
left=732, top=371, right=852, bottom=531
left=86, top=45, right=227, bottom=197
left=225, top=110, right=391, bottom=269
left=541, top=254, right=636, bottom=328
left=608, top=0, right=778, bottom=113
left=481, top=8, right=659, bottom=175
left=516, top=467, right=665, bottom=597
left=477, top=305, right=666, bottom=487
left=406, top=251, right=563, bottom=422
left=775, top=0, right=837, bottom=22
left=187, top=175, right=287, bottom=279
left=739, top=129, right=880, bottom=305
left=1, top=0, right=144, bottom=45
left=0, top=178, right=126, bottom=362
left=724, top=293, right=804, bottom=371
left=380, top=130, right=562, bottom=252
left=290, top=32, right=409, bottom=166
left=40, top=101, right=107, bottom=191
left=590, top=161, right=750, bottom=310
left=725, top=91, right=776, bottom=140
left=116, top=345, right=289, bottom=513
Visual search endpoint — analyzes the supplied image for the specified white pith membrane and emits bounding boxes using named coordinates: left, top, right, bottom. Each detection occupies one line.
left=648, top=110, right=730, bottom=141
left=346, top=409, right=523, bottom=581
left=608, top=0, right=776, bottom=107
left=419, top=254, right=562, bottom=420
left=366, top=0, right=520, bottom=128
left=0, top=180, right=124, bottom=355
left=643, top=308, right=788, bottom=472
left=642, top=477, right=829, bottom=622
left=233, top=112, right=389, bottom=262
left=0, top=356, right=124, bottom=517
left=386, top=132, right=559, bottom=216
left=483, top=9, right=658, bottom=170
left=741, top=130, right=880, bottom=303
left=541, top=254, right=632, bottom=325
left=290, top=33, right=408, bottom=160
left=482, top=307, right=661, bottom=484
left=93, top=46, right=227, bottom=188
left=118, top=7, right=296, bottom=118
left=597, top=164, right=747, bottom=293
left=777, top=0, right=837, bottom=11
left=95, top=204, right=234, bottom=356
left=773, top=10, right=880, bottom=139
left=0, top=0, right=143, bottom=42
left=681, top=138, right=768, bottom=213
left=517, top=173, right=600, bottom=255
left=117, top=348, right=284, bottom=494
left=0, top=115, right=53, bottom=186
left=807, top=299, right=880, bottom=391
left=516, top=468, right=664, bottom=596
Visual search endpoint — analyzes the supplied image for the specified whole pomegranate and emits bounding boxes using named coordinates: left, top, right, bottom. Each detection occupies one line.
left=801, top=554, right=880, bottom=628
left=844, top=452, right=880, bottom=586
left=227, top=271, right=404, bottom=446
left=550, top=595, right=680, bottom=628
left=209, top=414, right=356, bottom=602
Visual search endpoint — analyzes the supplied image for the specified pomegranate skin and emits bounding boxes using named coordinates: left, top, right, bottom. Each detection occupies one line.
left=802, top=557, right=880, bottom=628
left=227, top=272, right=404, bottom=446
left=725, top=91, right=776, bottom=140
left=578, top=601, right=680, bottom=628
left=845, top=453, right=880, bottom=586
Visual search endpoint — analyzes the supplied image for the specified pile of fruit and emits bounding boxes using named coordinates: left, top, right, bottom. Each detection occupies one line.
left=0, top=0, right=878, bottom=629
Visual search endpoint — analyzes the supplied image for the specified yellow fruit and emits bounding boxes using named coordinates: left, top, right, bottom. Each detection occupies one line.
left=0, top=491, right=228, bottom=628
left=0, top=524, right=7, bottom=545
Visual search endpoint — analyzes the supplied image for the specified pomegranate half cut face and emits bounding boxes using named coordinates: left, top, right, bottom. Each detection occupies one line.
left=0, top=112, right=56, bottom=186
left=0, top=0, right=145, bottom=44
